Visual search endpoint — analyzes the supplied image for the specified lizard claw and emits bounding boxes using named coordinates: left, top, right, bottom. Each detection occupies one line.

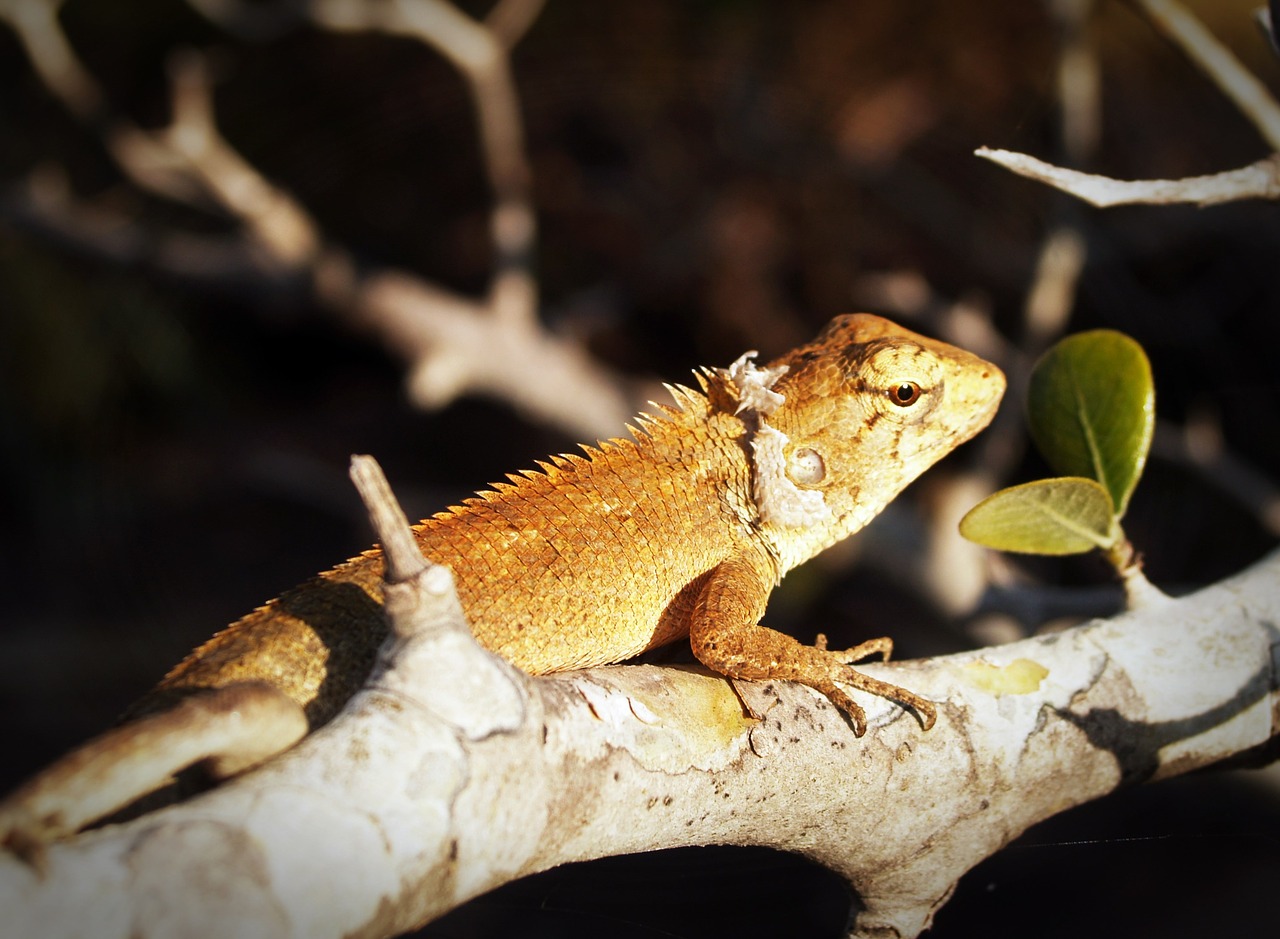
left=827, top=664, right=937, bottom=734
left=813, top=643, right=936, bottom=735
left=816, top=681, right=868, bottom=736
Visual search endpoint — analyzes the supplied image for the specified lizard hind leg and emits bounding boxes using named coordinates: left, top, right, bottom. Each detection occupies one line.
left=0, top=681, right=307, bottom=860
left=690, top=556, right=936, bottom=737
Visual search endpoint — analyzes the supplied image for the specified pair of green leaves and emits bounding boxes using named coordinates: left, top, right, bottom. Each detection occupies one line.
left=960, top=330, right=1154, bottom=561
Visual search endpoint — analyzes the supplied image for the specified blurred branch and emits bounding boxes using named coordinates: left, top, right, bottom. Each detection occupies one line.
left=0, top=0, right=633, bottom=440
left=306, top=0, right=537, bottom=327
left=1133, top=0, right=1280, bottom=150
left=483, top=0, right=548, bottom=49
left=1022, top=0, right=1098, bottom=348
left=0, top=0, right=100, bottom=115
left=3, top=167, right=302, bottom=285
left=1022, top=225, right=1087, bottom=340
left=1051, top=0, right=1101, bottom=165
left=1152, top=415, right=1280, bottom=538
left=138, top=50, right=322, bottom=265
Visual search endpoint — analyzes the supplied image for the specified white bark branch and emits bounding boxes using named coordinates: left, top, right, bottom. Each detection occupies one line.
left=976, top=147, right=1280, bottom=206
left=2, top=457, right=1275, bottom=939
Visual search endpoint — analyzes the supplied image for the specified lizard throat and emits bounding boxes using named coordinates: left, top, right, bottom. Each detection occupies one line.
left=750, top=422, right=832, bottom=529
left=718, top=350, right=836, bottom=572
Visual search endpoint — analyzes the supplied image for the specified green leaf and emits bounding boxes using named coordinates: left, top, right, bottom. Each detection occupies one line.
left=959, top=478, right=1118, bottom=555
left=1027, top=330, right=1154, bottom=516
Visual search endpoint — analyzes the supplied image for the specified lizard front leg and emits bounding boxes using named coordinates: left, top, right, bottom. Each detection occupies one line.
left=688, top=554, right=936, bottom=736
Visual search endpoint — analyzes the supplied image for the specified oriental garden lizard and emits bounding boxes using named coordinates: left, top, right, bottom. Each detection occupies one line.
left=0, top=314, right=1004, bottom=849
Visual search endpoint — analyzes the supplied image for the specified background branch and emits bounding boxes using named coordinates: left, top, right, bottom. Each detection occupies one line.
left=0, top=0, right=631, bottom=439
left=1133, top=0, right=1280, bottom=149
left=981, top=0, right=1280, bottom=208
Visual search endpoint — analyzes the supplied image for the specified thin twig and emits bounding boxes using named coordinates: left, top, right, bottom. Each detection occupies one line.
left=348, top=455, right=426, bottom=584
left=976, top=147, right=1280, bottom=206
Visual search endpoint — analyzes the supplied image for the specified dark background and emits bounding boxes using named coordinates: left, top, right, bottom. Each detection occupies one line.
left=2, top=1, right=1278, bottom=936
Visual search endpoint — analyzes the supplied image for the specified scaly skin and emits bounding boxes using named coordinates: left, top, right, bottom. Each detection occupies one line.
left=153, top=314, right=1004, bottom=731
left=3, top=314, right=1004, bottom=846
left=148, top=377, right=752, bottom=725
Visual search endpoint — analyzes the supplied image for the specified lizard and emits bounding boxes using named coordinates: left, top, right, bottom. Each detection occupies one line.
left=0, top=313, right=1004, bottom=849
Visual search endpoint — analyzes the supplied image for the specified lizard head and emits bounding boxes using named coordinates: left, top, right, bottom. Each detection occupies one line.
left=725, top=313, right=1006, bottom=572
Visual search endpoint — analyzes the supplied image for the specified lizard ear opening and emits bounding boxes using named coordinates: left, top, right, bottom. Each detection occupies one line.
left=787, top=446, right=826, bottom=486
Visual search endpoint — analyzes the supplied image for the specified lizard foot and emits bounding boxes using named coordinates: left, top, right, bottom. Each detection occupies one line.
left=688, top=556, right=936, bottom=738
left=810, top=663, right=937, bottom=737
left=795, top=636, right=935, bottom=736
left=693, top=623, right=935, bottom=737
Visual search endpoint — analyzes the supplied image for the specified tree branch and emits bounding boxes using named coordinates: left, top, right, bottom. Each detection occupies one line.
left=2, top=457, right=1275, bottom=939
left=978, top=2, right=1280, bottom=209
left=976, top=147, right=1280, bottom=206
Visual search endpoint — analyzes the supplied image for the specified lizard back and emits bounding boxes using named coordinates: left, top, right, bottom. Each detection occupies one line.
left=150, top=375, right=757, bottom=725
left=145, top=313, right=1005, bottom=730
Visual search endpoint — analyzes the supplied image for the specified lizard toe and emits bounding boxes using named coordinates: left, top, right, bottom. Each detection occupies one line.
left=815, top=681, right=868, bottom=737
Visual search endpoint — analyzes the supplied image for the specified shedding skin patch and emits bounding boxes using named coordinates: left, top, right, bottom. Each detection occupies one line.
left=720, top=351, right=830, bottom=530
left=750, top=424, right=832, bottom=529
left=721, top=351, right=789, bottom=416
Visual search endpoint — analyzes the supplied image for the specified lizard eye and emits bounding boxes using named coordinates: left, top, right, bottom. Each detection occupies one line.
left=888, top=381, right=922, bottom=407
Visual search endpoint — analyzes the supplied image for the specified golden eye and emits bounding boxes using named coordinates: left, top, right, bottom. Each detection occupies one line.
left=888, top=381, right=922, bottom=407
